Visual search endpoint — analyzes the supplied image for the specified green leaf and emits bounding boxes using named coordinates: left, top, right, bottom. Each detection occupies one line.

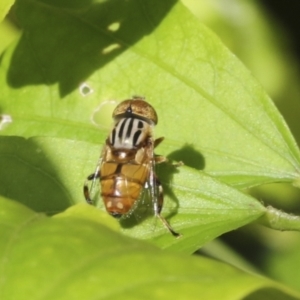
left=0, top=0, right=299, bottom=189
left=0, top=197, right=299, bottom=300
left=0, top=135, right=269, bottom=254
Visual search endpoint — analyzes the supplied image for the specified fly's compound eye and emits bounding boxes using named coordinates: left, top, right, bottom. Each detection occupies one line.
left=112, top=98, right=158, bottom=125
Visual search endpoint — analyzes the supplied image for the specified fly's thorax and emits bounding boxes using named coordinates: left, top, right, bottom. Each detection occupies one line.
left=109, top=148, right=149, bottom=164
left=111, top=149, right=137, bottom=162
left=109, top=117, right=152, bottom=150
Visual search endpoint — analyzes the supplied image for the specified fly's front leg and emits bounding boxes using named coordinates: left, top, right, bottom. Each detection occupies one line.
left=155, top=155, right=184, bottom=167
left=154, top=137, right=184, bottom=167
left=153, top=137, right=167, bottom=164
left=83, top=167, right=100, bottom=205
left=154, top=176, right=181, bottom=238
left=154, top=137, right=164, bottom=148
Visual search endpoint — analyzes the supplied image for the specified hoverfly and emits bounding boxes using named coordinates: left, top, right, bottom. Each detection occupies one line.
left=83, top=97, right=181, bottom=237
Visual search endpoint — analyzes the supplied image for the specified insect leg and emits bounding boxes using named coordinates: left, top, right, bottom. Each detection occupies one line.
left=154, top=137, right=168, bottom=164
left=155, top=154, right=167, bottom=164
left=154, top=137, right=164, bottom=148
left=83, top=165, right=101, bottom=205
left=154, top=137, right=184, bottom=167
left=154, top=176, right=181, bottom=238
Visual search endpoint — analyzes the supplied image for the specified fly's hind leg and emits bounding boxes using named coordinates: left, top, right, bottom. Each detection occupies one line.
left=152, top=137, right=182, bottom=237
left=154, top=176, right=182, bottom=238
left=83, top=167, right=100, bottom=205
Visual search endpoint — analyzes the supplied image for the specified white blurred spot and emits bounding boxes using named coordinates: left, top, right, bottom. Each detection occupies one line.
left=91, top=100, right=118, bottom=128
left=107, top=22, right=120, bottom=32
left=0, top=114, right=12, bottom=130
left=79, top=83, right=94, bottom=97
left=102, top=43, right=121, bottom=55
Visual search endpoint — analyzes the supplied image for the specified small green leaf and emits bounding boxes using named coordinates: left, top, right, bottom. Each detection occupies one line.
left=0, top=197, right=299, bottom=300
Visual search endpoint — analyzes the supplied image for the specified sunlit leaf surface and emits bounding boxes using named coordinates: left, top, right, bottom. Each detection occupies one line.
left=0, top=0, right=299, bottom=189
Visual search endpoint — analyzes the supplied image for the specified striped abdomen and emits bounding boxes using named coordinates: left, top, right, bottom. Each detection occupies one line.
left=100, top=162, right=150, bottom=217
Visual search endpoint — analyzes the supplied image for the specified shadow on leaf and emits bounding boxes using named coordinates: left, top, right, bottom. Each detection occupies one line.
left=7, top=0, right=176, bottom=96
left=0, top=136, right=72, bottom=213
left=167, top=143, right=205, bottom=170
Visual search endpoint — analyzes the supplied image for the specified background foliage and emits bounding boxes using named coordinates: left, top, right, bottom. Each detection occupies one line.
left=1, top=0, right=300, bottom=299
